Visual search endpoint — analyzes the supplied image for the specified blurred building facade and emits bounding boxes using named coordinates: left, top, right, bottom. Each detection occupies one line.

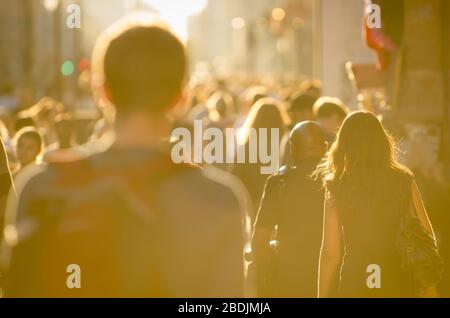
left=189, top=0, right=317, bottom=78
left=0, top=0, right=366, bottom=102
left=0, top=0, right=83, bottom=100
left=0, top=1, right=33, bottom=91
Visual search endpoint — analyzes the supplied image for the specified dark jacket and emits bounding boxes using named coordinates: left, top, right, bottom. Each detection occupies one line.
left=254, top=158, right=324, bottom=297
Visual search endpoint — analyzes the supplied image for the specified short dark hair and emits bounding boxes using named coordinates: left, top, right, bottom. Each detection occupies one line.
left=94, top=22, right=187, bottom=114
left=313, top=97, right=348, bottom=120
left=288, top=93, right=317, bottom=114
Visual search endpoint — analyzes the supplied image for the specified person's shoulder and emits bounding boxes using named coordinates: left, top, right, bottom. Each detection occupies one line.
left=20, top=155, right=100, bottom=196
left=266, top=165, right=291, bottom=185
left=14, top=165, right=56, bottom=215
left=157, top=165, right=253, bottom=240
left=20, top=163, right=54, bottom=187
left=386, top=166, right=414, bottom=194
left=164, top=164, right=252, bottom=212
left=391, top=165, right=414, bottom=182
left=196, top=165, right=250, bottom=204
left=13, top=163, right=46, bottom=192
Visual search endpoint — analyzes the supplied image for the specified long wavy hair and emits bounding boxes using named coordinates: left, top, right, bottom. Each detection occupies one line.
left=315, top=111, right=412, bottom=214
left=237, top=97, right=290, bottom=146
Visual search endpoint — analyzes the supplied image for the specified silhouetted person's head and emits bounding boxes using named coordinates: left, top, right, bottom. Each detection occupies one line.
left=15, top=127, right=43, bottom=168
left=331, top=112, right=394, bottom=171
left=313, top=97, right=348, bottom=135
left=288, top=93, right=317, bottom=124
left=289, top=121, right=327, bottom=166
left=207, top=91, right=234, bottom=123
left=92, top=20, right=187, bottom=116
left=299, top=79, right=322, bottom=101
left=242, top=86, right=268, bottom=114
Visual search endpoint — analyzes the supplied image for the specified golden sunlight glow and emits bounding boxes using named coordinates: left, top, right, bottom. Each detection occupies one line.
left=144, top=0, right=208, bottom=42
left=43, top=0, right=59, bottom=12
left=271, top=7, right=286, bottom=22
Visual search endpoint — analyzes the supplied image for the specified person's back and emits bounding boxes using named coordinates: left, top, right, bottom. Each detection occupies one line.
left=313, top=97, right=348, bottom=143
left=253, top=122, right=327, bottom=297
left=231, top=98, right=288, bottom=217
left=3, top=19, right=250, bottom=297
left=5, top=148, right=247, bottom=297
left=338, top=169, right=413, bottom=297
left=255, top=163, right=324, bottom=297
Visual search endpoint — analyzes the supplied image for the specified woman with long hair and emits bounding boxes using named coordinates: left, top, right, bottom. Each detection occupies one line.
left=232, top=98, right=290, bottom=219
left=317, top=111, right=438, bottom=298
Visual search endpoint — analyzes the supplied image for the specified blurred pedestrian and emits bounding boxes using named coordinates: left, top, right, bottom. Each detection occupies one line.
left=232, top=98, right=289, bottom=218
left=317, top=112, right=441, bottom=298
left=313, top=97, right=348, bottom=143
left=13, top=128, right=43, bottom=174
left=4, top=20, right=251, bottom=298
left=253, top=121, right=327, bottom=297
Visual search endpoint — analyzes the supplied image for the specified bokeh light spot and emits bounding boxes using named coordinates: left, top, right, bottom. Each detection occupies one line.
left=61, top=61, right=75, bottom=76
